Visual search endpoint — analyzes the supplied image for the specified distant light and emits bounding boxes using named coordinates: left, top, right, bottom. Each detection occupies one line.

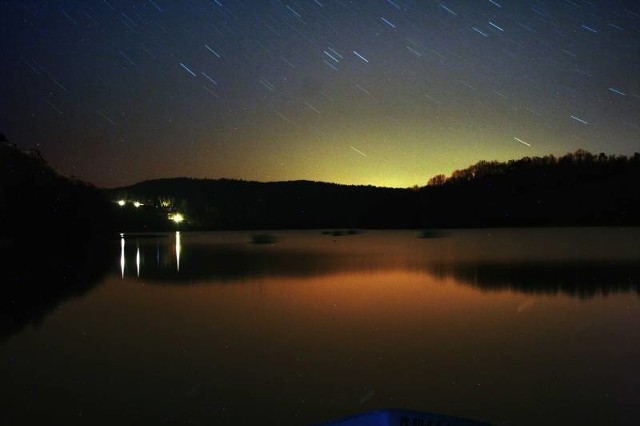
left=133, top=201, right=143, bottom=208
left=117, top=199, right=126, bottom=206
left=169, top=213, right=184, bottom=224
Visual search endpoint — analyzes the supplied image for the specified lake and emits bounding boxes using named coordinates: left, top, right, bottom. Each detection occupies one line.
left=1, top=228, right=639, bottom=425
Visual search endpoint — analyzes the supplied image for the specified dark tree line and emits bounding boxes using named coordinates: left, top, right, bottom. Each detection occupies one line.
left=1, top=134, right=114, bottom=240
left=109, top=178, right=412, bottom=231
left=418, top=150, right=640, bottom=227
left=1, top=135, right=115, bottom=340
left=4, top=134, right=637, bottom=236
left=110, top=149, right=640, bottom=230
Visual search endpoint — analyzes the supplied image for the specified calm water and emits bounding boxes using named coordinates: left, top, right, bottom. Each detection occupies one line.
left=1, top=228, right=639, bottom=425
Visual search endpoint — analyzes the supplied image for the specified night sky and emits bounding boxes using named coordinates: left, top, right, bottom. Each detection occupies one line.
left=1, top=0, right=639, bottom=188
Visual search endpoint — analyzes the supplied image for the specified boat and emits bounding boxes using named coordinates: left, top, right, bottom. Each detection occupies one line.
left=319, top=409, right=490, bottom=426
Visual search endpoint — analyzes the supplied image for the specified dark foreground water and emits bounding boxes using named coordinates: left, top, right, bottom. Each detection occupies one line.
left=1, top=228, right=639, bottom=425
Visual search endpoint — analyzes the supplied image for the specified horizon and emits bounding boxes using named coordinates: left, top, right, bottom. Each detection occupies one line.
left=1, top=1, right=638, bottom=188
left=104, top=147, right=639, bottom=190
left=8, top=137, right=632, bottom=190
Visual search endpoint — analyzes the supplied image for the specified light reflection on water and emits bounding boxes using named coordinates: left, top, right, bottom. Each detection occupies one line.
left=119, top=234, right=125, bottom=278
left=120, top=231, right=183, bottom=276
left=116, top=229, right=640, bottom=299
left=1, top=229, right=639, bottom=426
left=176, top=231, right=181, bottom=272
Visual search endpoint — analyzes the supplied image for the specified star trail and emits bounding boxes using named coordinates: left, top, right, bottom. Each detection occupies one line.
left=1, top=0, right=638, bottom=188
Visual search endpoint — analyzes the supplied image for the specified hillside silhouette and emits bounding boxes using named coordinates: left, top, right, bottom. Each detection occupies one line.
left=109, top=150, right=640, bottom=230
left=2, top=133, right=639, bottom=234
left=0, top=134, right=114, bottom=240
left=0, top=135, right=114, bottom=340
left=109, top=178, right=415, bottom=231
left=418, top=150, right=640, bottom=227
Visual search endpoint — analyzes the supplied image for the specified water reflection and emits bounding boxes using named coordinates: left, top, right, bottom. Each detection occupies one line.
left=136, top=245, right=140, bottom=277
left=175, top=231, right=181, bottom=272
left=120, top=234, right=125, bottom=278
left=429, top=260, right=640, bottom=298
left=4, top=229, right=640, bottom=426
left=0, top=234, right=114, bottom=341
left=117, top=231, right=640, bottom=299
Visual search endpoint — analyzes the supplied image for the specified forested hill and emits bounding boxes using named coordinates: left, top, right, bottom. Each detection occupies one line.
left=419, top=150, right=640, bottom=227
left=0, top=135, right=113, bottom=240
left=108, top=178, right=413, bottom=230
left=108, top=150, right=640, bottom=230
left=1, top=135, right=114, bottom=340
